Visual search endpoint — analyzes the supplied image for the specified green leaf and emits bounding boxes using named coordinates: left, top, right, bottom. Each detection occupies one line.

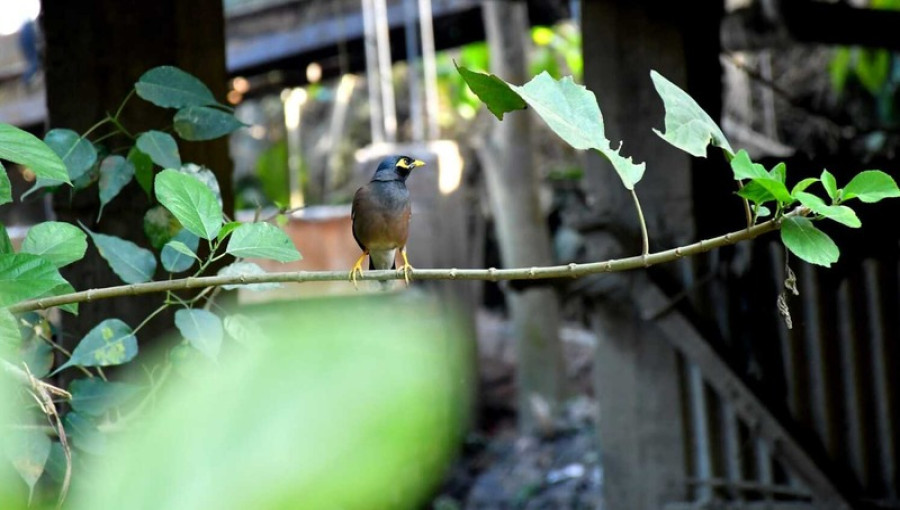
left=223, top=313, right=261, bottom=345
left=44, top=128, right=98, bottom=183
left=69, top=378, right=141, bottom=416
left=155, top=169, right=223, bottom=240
left=175, top=309, right=223, bottom=360
left=226, top=222, right=301, bottom=262
left=217, top=221, right=242, bottom=242
left=135, top=66, right=219, bottom=109
left=754, top=178, right=793, bottom=204
left=754, top=204, right=772, bottom=218
left=36, top=282, right=78, bottom=315
left=178, top=163, right=223, bottom=208
left=98, top=155, right=135, bottom=221
left=0, top=161, right=10, bottom=205
left=174, top=106, right=246, bottom=141
left=136, top=131, right=181, bottom=170
left=730, top=150, right=768, bottom=180
left=143, top=205, right=182, bottom=249
left=0, top=223, right=13, bottom=254
left=821, top=169, right=837, bottom=200
left=769, top=162, right=787, bottom=183
left=0, top=253, right=68, bottom=307
left=161, top=229, right=200, bottom=273
left=650, top=70, right=734, bottom=158
left=0, top=123, right=69, bottom=184
left=516, top=72, right=645, bottom=189
left=217, top=261, right=282, bottom=291
left=795, top=191, right=861, bottom=228
left=455, top=64, right=527, bottom=120
left=128, top=146, right=155, bottom=197
left=842, top=170, right=900, bottom=203
left=781, top=216, right=839, bottom=267
left=64, top=412, right=106, bottom=455
left=53, top=319, right=138, bottom=374
left=0, top=307, right=21, bottom=352
left=830, top=47, right=852, bottom=94
left=21, top=221, right=88, bottom=268
left=6, top=429, right=51, bottom=500
left=791, top=177, right=820, bottom=196
left=18, top=336, right=53, bottom=378
left=457, top=67, right=644, bottom=189
left=84, top=225, right=157, bottom=284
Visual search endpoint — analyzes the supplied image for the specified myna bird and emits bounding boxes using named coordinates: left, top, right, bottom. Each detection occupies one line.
left=350, top=155, right=426, bottom=288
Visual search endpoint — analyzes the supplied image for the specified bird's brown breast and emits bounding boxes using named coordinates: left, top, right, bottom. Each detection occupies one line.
left=351, top=181, right=411, bottom=251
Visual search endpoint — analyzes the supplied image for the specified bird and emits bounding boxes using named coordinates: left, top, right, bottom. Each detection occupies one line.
left=349, top=155, right=426, bottom=288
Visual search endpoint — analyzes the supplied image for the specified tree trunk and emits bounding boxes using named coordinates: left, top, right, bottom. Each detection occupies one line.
left=481, top=0, right=564, bottom=436
left=41, top=0, right=232, bottom=348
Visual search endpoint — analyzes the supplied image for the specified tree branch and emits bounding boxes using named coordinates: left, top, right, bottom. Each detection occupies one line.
left=9, top=209, right=804, bottom=314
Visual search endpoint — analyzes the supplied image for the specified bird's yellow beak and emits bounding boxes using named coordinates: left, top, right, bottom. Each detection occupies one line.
left=411, top=159, right=426, bottom=168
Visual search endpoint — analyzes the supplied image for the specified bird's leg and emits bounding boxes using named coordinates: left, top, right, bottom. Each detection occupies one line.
left=398, top=246, right=414, bottom=286
left=349, top=251, right=368, bottom=289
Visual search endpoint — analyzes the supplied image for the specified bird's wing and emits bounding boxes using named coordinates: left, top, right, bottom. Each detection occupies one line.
left=351, top=185, right=369, bottom=251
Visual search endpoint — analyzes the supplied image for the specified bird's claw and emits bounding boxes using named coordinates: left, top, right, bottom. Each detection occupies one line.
left=349, top=253, right=367, bottom=290
left=399, top=250, right=413, bottom=286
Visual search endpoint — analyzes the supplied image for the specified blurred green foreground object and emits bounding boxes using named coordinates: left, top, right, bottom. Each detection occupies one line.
left=4, top=292, right=472, bottom=510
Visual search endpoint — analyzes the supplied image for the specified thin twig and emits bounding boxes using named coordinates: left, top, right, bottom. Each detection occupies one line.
left=10, top=208, right=808, bottom=314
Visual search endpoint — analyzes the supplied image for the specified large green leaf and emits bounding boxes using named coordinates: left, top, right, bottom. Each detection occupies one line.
left=53, top=319, right=138, bottom=374
left=650, top=70, right=734, bottom=158
left=842, top=170, right=900, bottom=203
left=0, top=162, right=10, bottom=205
left=135, top=66, right=219, bottom=109
left=0, top=123, right=69, bottom=183
left=69, top=378, right=141, bottom=416
left=0, top=223, right=13, bottom=254
left=84, top=226, right=157, bottom=284
left=0, top=253, right=69, bottom=307
left=20, top=221, right=88, bottom=268
left=174, top=106, right=246, bottom=141
left=6, top=429, right=51, bottom=501
left=512, top=72, right=645, bottom=189
left=98, top=155, right=136, bottom=221
left=43, top=128, right=98, bottom=182
left=155, top=169, right=223, bottom=240
left=161, top=229, right=200, bottom=273
left=226, top=223, right=300, bottom=262
left=128, top=146, right=154, bottom=197
left=455, top=64, right=527, bottom=119
left=795, top=191, right=861, bottom=228
left=136, top=131, right=181, bottom=170
left=35, top=282, right=78, bottom=315
left=781, top=216, right=839, bottom=267
left=64, top=412, right=106, bottom=455
left=458, top=67, right=645, bottom=189
left=0, top=307, right=20, bottom=352
left=175, top=308, right=223, bottom=360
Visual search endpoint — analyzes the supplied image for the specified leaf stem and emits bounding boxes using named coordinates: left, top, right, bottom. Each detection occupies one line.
left=113, top=89, right=136, bottom=121
left=630, top=189, right=650, bottom=257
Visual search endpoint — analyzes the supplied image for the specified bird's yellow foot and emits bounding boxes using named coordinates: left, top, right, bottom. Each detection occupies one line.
left=399, top=249, right=414, bottom=286
left=349, top=252, right=367, bottom=289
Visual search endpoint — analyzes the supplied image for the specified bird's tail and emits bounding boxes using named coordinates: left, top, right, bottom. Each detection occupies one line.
left=369, top=258, right=396, bottom=289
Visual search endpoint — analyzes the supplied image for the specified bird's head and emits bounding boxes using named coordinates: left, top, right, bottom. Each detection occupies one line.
left=371, top=155, right=426, bottom=182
